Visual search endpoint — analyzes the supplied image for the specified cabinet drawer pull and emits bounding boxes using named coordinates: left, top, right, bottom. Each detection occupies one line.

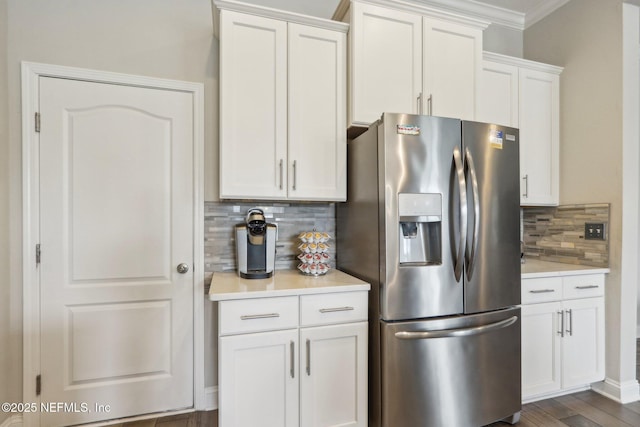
left=522, top=174, right=529, bottom=198
left=306, top=339, right=311, bottom=376
left=529, top=289, right=555, bottom=294
left=566, top=309, right=573, bottom=336
left=292, top=160, right=297, bottom=191
left=319, top=306, right=355, bottom=313
left=279, top=159, right=284, bottom=190
left=240, top=313, right=280, bottom=320
left=575, top=285, right=599, bottom=290
left=557, top=310, right=564, bottom=337
left=290, top=341, right=295, bottom=378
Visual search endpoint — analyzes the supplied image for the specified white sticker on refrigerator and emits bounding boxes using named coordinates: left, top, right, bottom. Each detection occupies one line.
left=397, top=124, right=420, bottom=135
left=490, top=130, right=503, bottom=149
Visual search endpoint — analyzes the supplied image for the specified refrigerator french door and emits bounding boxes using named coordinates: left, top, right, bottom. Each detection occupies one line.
left=337, top=113, right=521, bottom=427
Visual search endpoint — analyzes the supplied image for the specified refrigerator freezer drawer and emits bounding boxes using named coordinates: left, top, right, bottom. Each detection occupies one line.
left=380, top=307, right=521, bottom=427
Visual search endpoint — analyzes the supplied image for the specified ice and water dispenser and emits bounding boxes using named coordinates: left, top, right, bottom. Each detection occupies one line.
left=398, top=193, right=442, bottom=265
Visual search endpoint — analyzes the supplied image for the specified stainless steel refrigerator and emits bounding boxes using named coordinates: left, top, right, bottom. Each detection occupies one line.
left=337, top=113, right=521, bottom=427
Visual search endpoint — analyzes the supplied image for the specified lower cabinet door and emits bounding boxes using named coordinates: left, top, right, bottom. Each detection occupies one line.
left=521, top=302, right=563, bottom=399
left=562, top=297, right=605, bottom=389
left=300, top=322, right=368, bottom=427
left=219, top=329, right=299, bottom=427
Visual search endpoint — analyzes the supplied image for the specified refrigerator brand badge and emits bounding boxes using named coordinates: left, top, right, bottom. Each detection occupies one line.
left=490, top=130, right=503, bottom=149
left=397, top=124, right=420, bottom=135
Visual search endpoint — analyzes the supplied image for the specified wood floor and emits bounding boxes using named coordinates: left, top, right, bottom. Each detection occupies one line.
left=131, top=340, right=640, bottom=427
left=488, top=390, right=640, bottom=427
left=133, top=388, right=640, bottom=427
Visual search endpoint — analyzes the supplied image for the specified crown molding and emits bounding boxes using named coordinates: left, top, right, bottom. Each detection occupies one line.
left=333, top=0, right=572, bottom=31
left=415, top=0, right=524, bottom=29
left=525, top=0, right=570, bottom=29
left=484, top=51, right=564, bottom=74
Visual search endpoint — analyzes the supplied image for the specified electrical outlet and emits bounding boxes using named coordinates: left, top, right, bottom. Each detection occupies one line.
left=585, top=223, right=606, bottom=240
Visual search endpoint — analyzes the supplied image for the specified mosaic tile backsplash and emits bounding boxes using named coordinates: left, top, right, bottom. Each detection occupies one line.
left=522, top=203, right=609, bottom=267
left=204, top=201, right=336, bottom=278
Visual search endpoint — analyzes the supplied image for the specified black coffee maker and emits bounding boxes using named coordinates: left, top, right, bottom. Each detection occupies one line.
left=235, top=208, right=277, bottom=279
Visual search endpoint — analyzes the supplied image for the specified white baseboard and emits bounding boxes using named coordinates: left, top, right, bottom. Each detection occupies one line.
left=522, top=385, right=590, bottom=404
left=205, top=386, right=218, bottom=411
left=0, top=415, right=23, bottom=427
left=592, top=378, right=640, bottom=403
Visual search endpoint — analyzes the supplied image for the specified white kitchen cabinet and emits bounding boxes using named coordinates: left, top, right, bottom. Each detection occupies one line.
left=422, top=17, right=482, bottom=120
left=521, top=273, right=605, bottom=402
left=300, top=322, right=367, bottom=427
left=288, top=23, right=347, bottom=201
left=348, top=1, right=422, bottom=127
left=478, top=52, right=562, bottom=206
left=477, top=58, right=518, bottom=127
left=219, top=329, right=299, bottom=427
left=519, top=67, right=560, bottom=206
left=522, top=301, right=563, bottom=398
left=216, top=2, right=347, bottom=201
left=218, top=9, right=287, bottom=200
left=338, top=0, right=487, bottom=130
left=216, top=288, right=368, bottom=427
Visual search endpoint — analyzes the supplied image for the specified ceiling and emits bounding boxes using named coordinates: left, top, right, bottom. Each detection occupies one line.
left=235, top=0, right=571, bottom=30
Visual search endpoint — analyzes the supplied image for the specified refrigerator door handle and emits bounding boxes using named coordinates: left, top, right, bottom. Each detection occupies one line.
left=394, top=316, right=518, bottom=340
left=464, top=147, right=480, bottom=280
left=453, top=146, right=468, bottom=282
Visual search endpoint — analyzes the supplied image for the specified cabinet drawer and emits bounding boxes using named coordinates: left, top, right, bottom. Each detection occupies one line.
left=522, top=277, right=562, bottom=304
left=219, top=296, right=299, bottom=336
left=300, top=291, right=368, bottom=326
left=563, top=274, right=605, bottom=300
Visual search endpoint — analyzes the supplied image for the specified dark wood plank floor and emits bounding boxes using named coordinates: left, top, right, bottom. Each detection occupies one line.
left=488, top=390, right=640, bottom=427
left=129, top=341, right=640, bottom=427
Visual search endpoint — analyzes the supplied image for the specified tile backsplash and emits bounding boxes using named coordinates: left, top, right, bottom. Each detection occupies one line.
left=204, top=201, right=336, bottom=277
left=522, top=203, right=609, bottom=267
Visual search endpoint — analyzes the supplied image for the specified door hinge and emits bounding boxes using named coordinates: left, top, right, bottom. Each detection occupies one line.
left=36, top=374, right=41, bottom=396
left=36, top=244, right=41, bottom=265
left=35, top=112, right=41, bottom=133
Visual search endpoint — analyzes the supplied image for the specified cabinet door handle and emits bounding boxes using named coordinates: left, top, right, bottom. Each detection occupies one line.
left=279, top=159, right=284, bottom=190
left=417, top=92, right=423, bottom=115
left=290, top=341, right=295, bottom=378
left=427, top=94, right=433, bottom=116
left=566, top=309, right=573, bottom=336
left=576, top=285, right=599, bottom=290
left=319, top=306, right=354, bottom=313
left=557, top=310, right=564, bottom=337
left=292, top=160, right=297, bottom=191
left=306, top=339, right=311, bottom=376
left=522, top=174, right=529, bottom=198
left=529, top=289, right=555, bottom=294
left=240, top=313, right=280, bottom=320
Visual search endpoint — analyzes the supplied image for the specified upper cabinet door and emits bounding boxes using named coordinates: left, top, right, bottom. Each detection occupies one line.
left=519, top=67, right=560, bottom=206
left=477, top=60, right=519, bottom=127
left=422, top=17, right=482, bottom=121
left=350, top=2, right=422, bottom=127
left=219, top=10, right=288, bottom=199
left=288, top=23, right=347, bottom=201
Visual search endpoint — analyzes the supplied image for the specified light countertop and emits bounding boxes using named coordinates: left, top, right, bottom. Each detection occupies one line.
left=209, top=269, right=370, bottom=301
left=521, top=259, right=610, bottom=279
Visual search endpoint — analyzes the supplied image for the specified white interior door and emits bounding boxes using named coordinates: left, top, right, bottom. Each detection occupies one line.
left=38, top=76, right=194, bottom=426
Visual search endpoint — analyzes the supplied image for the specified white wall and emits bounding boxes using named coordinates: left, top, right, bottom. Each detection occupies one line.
left=483, top=24, right=523, bottom=57
left=0, top=0, right=10, bottom=422
left=525, top=0, right=640, bottom=402
left=4, top=0, right=219, bottom=404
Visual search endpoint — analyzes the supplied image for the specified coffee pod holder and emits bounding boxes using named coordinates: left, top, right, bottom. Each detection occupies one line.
left=296, top=230, right=331, bottom=276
